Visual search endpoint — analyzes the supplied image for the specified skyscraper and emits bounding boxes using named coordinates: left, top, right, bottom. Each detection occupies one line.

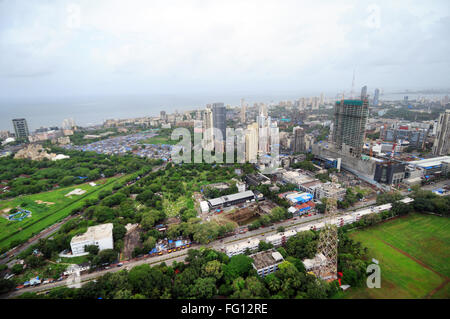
left=241, top=98, right=246, bottom=123
left=245, top=123, right=258, bottom=163
left=432, top=110, right=450, bottom=156
left=331, top=99, right=369, bottom=157
left=373, top=88, right=380, bottom=106
left=12, top=118, right=29, bottom=141
left=361, top=85, right=367, bottom=100
left=212, top=103, right=226, bottom=151
left=203, top=105, right=214, bottom=151
left=293, top=127, right=305, bottom=153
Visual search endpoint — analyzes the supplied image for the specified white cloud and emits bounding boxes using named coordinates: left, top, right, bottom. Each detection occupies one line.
left=0, top=0, right=449, bottom=96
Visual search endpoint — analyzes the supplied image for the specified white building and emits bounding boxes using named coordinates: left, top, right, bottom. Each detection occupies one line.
left=200, top=201, right=210, bottom=213
left=303, top=253, right=327, bottom=271
left=250, top=249, right=284, bottom=277
left=70, top=223, right=114, bottom=256
left=265, top=229, right=297, bottom=247
left=225, top=238, right=260, bottom=257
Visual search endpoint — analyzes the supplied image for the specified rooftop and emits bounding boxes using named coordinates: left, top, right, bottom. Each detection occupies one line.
left=408, top=156, right=450, bottom=169
left=225, top=238, right=260, bottom=254
left=71, top=223, right=113, bottom=245
left=250, top=249, right=284, bottom=270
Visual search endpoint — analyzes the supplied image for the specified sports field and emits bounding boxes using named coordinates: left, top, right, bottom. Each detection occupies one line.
left=0, top=174, right=130, bottom=250
left=336, top=213, right=450, bottom=299
left=139, top=136, right=178, bottom=145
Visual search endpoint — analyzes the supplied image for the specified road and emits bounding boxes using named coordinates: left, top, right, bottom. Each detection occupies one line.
left=2, top=199, right=379, bottom=299
left=1, top=165, right=167, bottom=266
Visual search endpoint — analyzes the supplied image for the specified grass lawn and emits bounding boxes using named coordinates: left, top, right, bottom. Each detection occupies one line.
left=0, top=174, right=131, bottom=251
left=139, top=136, right=178, bottom=145
left=337, top=213, right=450, bottom=299
left=163, top=196, right=192, bottom=218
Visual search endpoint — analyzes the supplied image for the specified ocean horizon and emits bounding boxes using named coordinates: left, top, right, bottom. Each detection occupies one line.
left=0, top=92, right=447, bottom=132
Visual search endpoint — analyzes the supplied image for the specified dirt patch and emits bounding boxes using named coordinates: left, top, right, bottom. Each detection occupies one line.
left=223, top=206, right=260, bottom=225
left=35, top=200, right=55, bottom=205
left=122, top=226, right=142, bottom=260
left=65, top=188, right=86, bottom=197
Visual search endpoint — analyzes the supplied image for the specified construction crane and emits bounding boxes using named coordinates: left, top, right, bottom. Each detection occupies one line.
left=391, top=142, right=397, bottom=159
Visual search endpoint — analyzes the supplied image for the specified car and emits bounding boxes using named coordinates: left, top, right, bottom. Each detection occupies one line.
left=158, top=252, right=163, bottom=255
left=105, top=266, right=110, bottom=270
left=117, top=263, right=123, bottom=267
left=168, top=249, right=172, bottom=253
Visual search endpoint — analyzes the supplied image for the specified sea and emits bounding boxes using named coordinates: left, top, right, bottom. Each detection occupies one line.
left=0, top=92, right=448, bottom=132
left=0, top=93, right=304, bottom=131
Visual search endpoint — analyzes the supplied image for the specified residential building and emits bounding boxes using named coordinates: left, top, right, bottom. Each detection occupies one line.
left=225, top=238, right=260, bottom=257
left=432, top=110, right=450, bottom=155
left=203, top=105, right=214, bottom=151
left=361, top=85, right=367, bottom=100
left=250, top=249, right=284, bottom=277
left=265, top=229, right=297, bottom=247
left=373, top=88, right=380, bottom=106
left=70, top=223, right=114, bottom=256
left=12, top=118, right=29, bottom=140
left=245, top=123, right=258, bottom=163
left=241, top=98, right=246, bottom=123
left=331, top=99, right=369, bottom=157
left=212, top=103, right=226, bottom=152
left=293, top=126, right=305, bottom=153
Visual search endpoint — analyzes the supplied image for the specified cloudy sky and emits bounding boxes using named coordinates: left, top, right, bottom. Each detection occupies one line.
left=0, top=0, right=449, bottom=99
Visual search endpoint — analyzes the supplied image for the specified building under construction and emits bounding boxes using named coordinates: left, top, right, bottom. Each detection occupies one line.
left=332, top=99, right=369, bottom=158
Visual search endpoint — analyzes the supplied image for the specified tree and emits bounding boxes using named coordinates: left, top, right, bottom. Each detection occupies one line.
left=11, top=263, right=24, bottom=275
left=92, top=249, right=117, bottom=267
left=190, top=277, right=217, bottom=299
left=285, top=231, right=318, bottom=260
left=0, top=279, right=15, bottom=294
left=277, top=226, right=286, bottom=233
left=202, top=260, right=223, bottom=280
left=143, top=236, right=156, bottom=252
left=113, top=224, right=127, bottom=241
left=258, top=241, right=274, bottom=252
left=60, top=176, right=75, bottom=186
left=222, top=254, right=253, bottom=282
left=85, top=245, right=99, bottom=255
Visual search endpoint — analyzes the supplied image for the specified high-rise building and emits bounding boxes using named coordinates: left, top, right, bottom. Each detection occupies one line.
left=241, top=98, right=246, bottom=123
left=432, top=110, right=450, bottom=156
left=203, top=105, right=214, bottom=151
left=361, top=85, right=367, bottom=100
left=331, top=99, right=369, bottom=157
left=373, top=88, right=380, bottom=106
left=212, top=103, right=226, bottom=151
left=293, top=127, right=305, bottom=153
left=12, top=118, right=29, bottom=141
left=245, top=123, right=258, bottom=163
